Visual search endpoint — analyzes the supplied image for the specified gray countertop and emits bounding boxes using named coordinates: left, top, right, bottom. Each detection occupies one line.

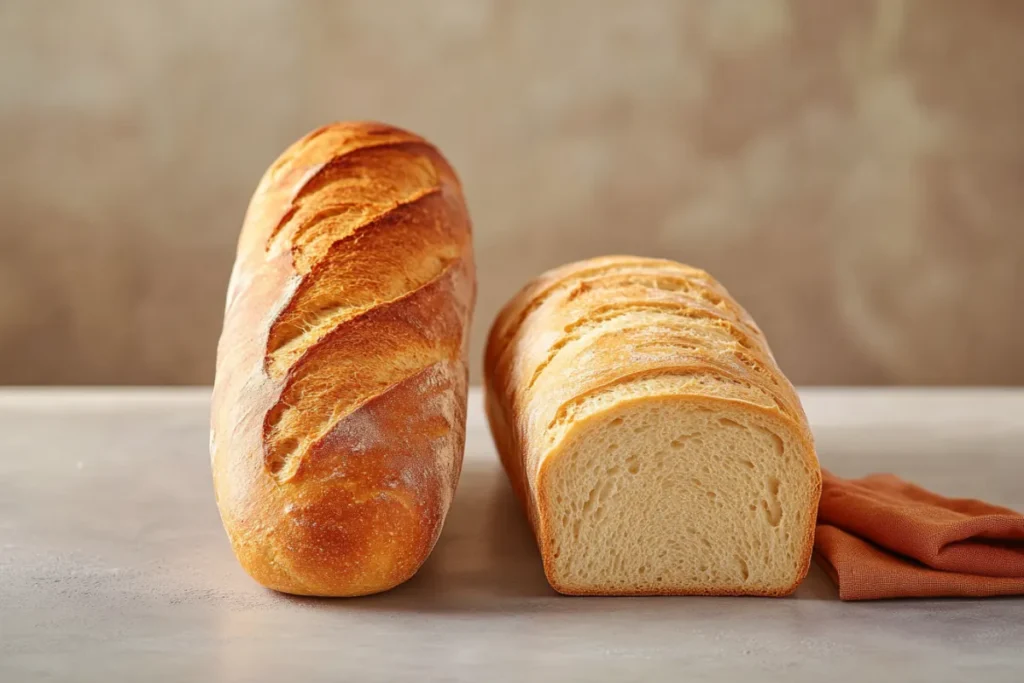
left=2, top=388, right=1022, bottom=682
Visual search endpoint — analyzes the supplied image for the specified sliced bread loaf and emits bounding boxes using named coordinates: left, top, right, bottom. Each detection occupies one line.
left=484, top=256, right=821, bottom=596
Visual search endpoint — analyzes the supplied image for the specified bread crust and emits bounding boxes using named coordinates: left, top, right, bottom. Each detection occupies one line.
left=211, top=122, right=475, bottom=596
left=484, top=255, right=821, bottom=596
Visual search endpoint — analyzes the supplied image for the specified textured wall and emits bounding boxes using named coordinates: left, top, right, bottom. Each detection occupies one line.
left=2, top=0, right=1022, bottom=385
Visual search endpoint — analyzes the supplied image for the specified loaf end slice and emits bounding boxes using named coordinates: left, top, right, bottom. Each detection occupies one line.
left=535, top=390, right=820, bottom=596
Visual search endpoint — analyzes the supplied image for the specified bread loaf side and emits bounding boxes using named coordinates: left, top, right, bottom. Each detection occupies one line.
left=212, top=122, right=475, bottom=596
left=484, top=256, right=820, bottom=596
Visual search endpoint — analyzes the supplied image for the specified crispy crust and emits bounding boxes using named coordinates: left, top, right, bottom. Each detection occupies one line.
left=211, top=122, right=475, bottom=596
left=483, top=255, right=821, bottom=597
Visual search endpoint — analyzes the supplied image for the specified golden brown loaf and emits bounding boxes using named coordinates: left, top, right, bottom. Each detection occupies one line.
left=484, top=256, right=820, bottom=596
left=211, top=122, right=475, bottom=596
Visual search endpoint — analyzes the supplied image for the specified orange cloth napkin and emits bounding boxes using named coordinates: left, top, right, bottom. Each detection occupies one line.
left=813, top=470, right=1024, bottom=600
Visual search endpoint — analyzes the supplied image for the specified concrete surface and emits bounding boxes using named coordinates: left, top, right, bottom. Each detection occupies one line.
left=1, top=387, right=1022, bottom=681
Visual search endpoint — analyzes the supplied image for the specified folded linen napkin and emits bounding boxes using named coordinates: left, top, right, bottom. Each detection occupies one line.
left=813, top=470, right=1024, bottom=600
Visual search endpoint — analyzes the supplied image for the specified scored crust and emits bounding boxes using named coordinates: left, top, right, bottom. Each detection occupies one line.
left=211, top=122, right=475, bottom=596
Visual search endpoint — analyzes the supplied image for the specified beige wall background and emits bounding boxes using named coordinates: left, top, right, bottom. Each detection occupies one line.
left=1, top=0, right=1022, bottom=386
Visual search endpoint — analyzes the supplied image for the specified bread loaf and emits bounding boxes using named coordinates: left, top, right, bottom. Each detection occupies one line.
left=484, top=256, right=820, bottom=596
left=211, top=122, right=475, bottom=596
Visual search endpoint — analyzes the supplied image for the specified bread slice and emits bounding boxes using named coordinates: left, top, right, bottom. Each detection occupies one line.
left=484, top=256, right=820, bottom=596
